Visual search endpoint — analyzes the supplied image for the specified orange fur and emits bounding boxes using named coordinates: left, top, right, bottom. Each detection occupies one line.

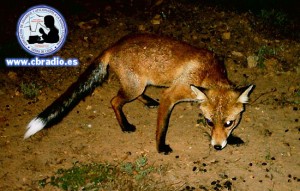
left=99, top=34, right=253, bottom=153
left=25, top=34, right=253, bottom=154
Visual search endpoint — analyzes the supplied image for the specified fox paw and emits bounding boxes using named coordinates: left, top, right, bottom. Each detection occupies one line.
left=158, top=144, right=173, bottom=155
left=122, top=124, right=136, bottom=132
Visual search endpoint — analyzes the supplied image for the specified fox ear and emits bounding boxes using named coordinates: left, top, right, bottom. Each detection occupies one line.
left=237, top=85, right=254, bottom=103
left=191, top=85, right=208, bottom=103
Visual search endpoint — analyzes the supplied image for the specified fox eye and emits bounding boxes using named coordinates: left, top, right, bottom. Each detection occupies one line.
left=224, top=120, right=234, bottom=128
left=206, top=118, right=214, bottom=127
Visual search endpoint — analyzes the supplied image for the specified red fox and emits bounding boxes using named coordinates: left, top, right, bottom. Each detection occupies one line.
left=24, top=34, right=253, bottom=154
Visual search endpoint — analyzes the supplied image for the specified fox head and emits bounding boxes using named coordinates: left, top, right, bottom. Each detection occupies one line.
left=191, top=85, right=254, bottom=150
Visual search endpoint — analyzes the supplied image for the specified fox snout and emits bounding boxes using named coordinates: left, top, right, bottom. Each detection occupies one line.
left=204, top=118, right=234, bottom=150
left=210, top=128, right=229, bottom=150
left=211, top=137, right=227, bottom=150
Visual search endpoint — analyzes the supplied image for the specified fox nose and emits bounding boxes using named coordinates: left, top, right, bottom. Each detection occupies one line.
left=214, top=145, right=222, bottom=150
left=211, top=139, right=227, bottom=150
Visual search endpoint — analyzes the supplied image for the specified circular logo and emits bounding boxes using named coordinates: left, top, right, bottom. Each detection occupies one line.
left=16, top=5, right=68, bottom=57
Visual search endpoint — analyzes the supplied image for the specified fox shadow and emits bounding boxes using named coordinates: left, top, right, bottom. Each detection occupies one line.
left=227, top=134, right=244, bottom=146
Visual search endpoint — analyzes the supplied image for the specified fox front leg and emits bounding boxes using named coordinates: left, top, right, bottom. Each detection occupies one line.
left=156, top=85, right=195, bottom=154
left=156, top=101, right=173, bottom=154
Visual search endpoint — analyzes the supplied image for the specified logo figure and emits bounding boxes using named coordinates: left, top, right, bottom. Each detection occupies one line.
left=17, top=5, right=67, bottom=56
left=38, top=15, right=59, bottom=43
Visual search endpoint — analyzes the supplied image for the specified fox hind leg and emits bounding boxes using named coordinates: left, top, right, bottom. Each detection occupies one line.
left=138, top=94, right=159, bottom=108
left=111, top=90, right=137, bottom=132
left=111, top=93, right=158, bottom=132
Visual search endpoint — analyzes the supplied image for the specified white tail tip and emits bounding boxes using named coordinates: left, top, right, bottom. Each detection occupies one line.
left=24, top=117, right=46, bottom=139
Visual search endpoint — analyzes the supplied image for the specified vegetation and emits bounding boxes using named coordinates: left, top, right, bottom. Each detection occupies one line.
left=38, top=156, right=173, bottom=191
left=256, top=45, right=280, bottom=68
left=20, top=82, right=39, bottom=99
left=259, top=9, right=288, bottom=27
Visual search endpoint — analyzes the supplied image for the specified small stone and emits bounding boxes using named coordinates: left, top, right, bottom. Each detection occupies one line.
left=151, top=14, right=161, bottom=25
left=8, top=71, right=18, bottom=81
left=138, top=24, right=146, bottom=31
left=288, top=86, right=298, bottom=93
left=224, top=180, right=232, bottom=188
left=222, top=32, right=231, bottom=40
left=231, top=51, right=243, bottom=57
left=247, top=56, right=258, bottom=68
left=192, top=166, right=197, bottom=171
left=245, top=117, right=251, bottom=122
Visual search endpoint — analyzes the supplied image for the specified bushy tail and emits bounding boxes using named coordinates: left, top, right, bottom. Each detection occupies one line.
left=24, top=56, right=109, bottom=139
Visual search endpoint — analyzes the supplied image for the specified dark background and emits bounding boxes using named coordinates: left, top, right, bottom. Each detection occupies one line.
left=0, top=0, right=299, bottom=63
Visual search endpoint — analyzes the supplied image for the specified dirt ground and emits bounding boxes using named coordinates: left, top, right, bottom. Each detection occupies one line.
left=0, top=1, right=299, bottom=190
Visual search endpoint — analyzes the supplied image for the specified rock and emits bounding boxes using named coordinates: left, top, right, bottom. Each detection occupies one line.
left=78, top=19, right=99, bottom=30
left=8, top=71, right=17, bottom=81
left=151, top=14, right=161, bottom=25
left=247, top=56, right=258, bottom=68
left=222, top=32, right=231, bottom=40
left=288, top=86, right=299, bottom=94
left=231, top=51, right=243, bottom=57
left=138, top=24, right=146, bottom=31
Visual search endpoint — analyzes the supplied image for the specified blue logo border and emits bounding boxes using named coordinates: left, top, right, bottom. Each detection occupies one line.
left=16, top=4, right=68, bottom=57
